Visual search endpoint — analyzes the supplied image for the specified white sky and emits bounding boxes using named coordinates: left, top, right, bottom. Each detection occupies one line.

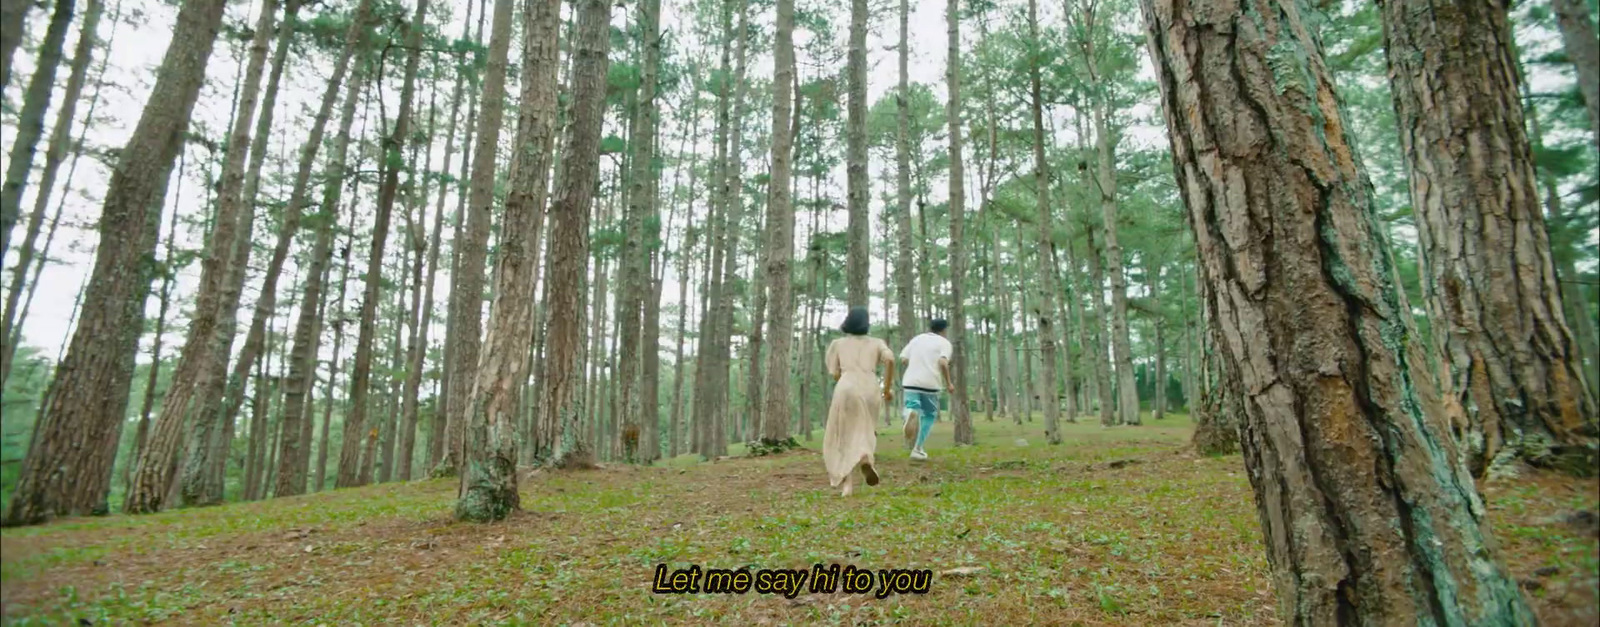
left=0, top=0, right=1589, bottom=375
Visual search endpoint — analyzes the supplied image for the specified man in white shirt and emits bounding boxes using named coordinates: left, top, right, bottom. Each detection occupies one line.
left=899, top=319, right=954, bottom=460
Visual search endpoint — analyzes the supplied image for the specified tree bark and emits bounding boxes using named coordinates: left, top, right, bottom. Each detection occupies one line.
left=125, top=0, right=282, bottom=513
left=338, top=0, right=431, bottom=488
left=534, top=0, right=613, bottom=465
left=1552, top=0, right=1600, bottom=148
left=946, top=0, right=974, bottom=445
left=455, top=0, right=559, bottom=520
left=5, top=0, right=228, bottom=526
left=1026, top=0, right=1063, bottom=445
left=0, top=0, right=76, bottom=265
left=1083, top=224, right=1115, bottom=425
left=440, top=0, right=502, bottom=477
left=317, top=224, right=357, bottom=492
left=188, top=0, right=304, bottom=505
left=1380, top=0, right=1598, bottom=477
left=616, top=0, right=663, bottom=462
left=845, top=0, right=870, bottom=309
left=759, top=0, right=797, bottom=443
left=1141, top=0, right=1535, bottom=621
left=126, top=151, right=186, bottom=495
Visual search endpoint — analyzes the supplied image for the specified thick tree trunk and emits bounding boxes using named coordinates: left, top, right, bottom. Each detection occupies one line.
left=534, top=0, right=612, bottom=465
left=1381, top=0, right=1598, bottom=476
left=455, top=0, right=559, bottom=520
left=0, top=0, right=76, bottom=261
left=5, top=0, right=227, bottom=526
left=1552, top=0, right=1600, bottom=148
left=338, top=0, right=430, bottom=488
left=1141, top=0, right=1535, bottom=621
left=946, top=0, right=974, bottom=445
left=1026, top=0, right=1062, bottom=445
left=1, top=0, right=107, bottom=388
left=759, top=0, right=796, bottom=443
left=125, top=0, right=282, bottom=513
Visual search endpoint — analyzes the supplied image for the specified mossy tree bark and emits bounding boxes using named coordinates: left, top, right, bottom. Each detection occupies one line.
left=1141, top=0, right=1535, bottom=621
left=534, top=0, right=613, bottom=466
left=1380, top=0, right=1597, bottom=477
left=455, top=0, right=560, bottom=520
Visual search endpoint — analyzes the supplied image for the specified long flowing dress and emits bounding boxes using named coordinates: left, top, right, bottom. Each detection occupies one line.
left=823, top=335, right=894, bottom=488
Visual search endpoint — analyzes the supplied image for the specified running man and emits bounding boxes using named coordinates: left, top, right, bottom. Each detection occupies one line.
left=899, top=318, right=954, bottom=461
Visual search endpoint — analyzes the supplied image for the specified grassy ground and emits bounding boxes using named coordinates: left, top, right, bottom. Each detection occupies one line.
left=2, top=414, right=1596, bottom=626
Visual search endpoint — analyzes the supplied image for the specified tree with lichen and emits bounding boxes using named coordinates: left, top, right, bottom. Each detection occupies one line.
left=1379, top=0, right=1598, bottom=477
left=1140, top=0, right=1534, bottom=621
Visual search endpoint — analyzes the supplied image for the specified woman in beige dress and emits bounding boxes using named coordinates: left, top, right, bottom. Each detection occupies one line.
left=824, top=307, right=896, bottom=496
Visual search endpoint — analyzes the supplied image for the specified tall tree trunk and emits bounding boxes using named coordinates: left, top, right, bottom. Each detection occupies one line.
left=668, top=101, right=702, bottom=459
left=5, top=0, right=228, bottom=526
left=222, top=0, right=371, bottom=495
left=1149, top=257, right=1166, bottom=420
left=616, top=0, right=663, bottom=462
left=1552, top=0, right=1600, bottom=148
left=1141, top=0, right=1534, bottom=621
left=274, top=58, right=366, bottom=498
left=396, top=81, right=438, bottom=484
left=1092, top=107, right=1138, bottom=427
left=1381, top=0, right=1597, bottom=476
left=434, top=0, right=487, bottom=472
left=946, top=0, right=974, bottom=445
left=440, top=0, right=502, bottom=477
left=844, top=0, right=869, bottom=309
left=534, top=0, right=613, bottom=465
left=760, top=0, right=796, bottom=443
left=190, top=0, right=305, bottom=505
left=0, top=0, right=77, bottom=261
left=1026, top=0, right=1062, bottom=444
left=338, top=0, right=431, bottom=488
left=125, top=0, right=282, bottom=513
left=2, top=0, right=121, bottom=386
left=893, top=0, right=917, bottom=350
left=455, top=0, right=559, bottom=520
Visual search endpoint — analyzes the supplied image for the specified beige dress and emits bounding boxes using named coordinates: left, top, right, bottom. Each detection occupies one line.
left=823, top=335, right=894, bottom=488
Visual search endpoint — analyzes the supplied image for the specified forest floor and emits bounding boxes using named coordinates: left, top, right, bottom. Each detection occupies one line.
left=1, top=415, right=1596, bottom=626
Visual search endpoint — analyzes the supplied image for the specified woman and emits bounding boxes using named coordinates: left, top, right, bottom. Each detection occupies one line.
left=823, top=307, right=896, bottom=496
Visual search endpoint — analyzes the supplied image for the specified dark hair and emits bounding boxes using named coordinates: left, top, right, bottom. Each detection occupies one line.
left=929, top=318, right=949, bottom=334
left=841, top=307, right=871, bottom=336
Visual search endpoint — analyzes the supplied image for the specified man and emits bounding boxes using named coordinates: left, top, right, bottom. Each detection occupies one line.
left=899, top=318, right=954, bottom=461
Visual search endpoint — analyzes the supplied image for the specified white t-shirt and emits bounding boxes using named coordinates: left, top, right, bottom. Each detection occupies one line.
left=899, top=332, right=953, bottom=391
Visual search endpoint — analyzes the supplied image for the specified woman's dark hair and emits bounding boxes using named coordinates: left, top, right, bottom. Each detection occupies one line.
left=840, top=307, right=871, bottom=335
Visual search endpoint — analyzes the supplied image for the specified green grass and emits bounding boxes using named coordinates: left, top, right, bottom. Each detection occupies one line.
left=2, top=414, right=1595, bottom=625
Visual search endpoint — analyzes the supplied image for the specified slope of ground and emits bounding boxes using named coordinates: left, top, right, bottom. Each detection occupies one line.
left=2, top=415, right=1595, bottom=625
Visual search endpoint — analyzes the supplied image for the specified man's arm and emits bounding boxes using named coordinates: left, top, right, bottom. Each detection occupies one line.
left=939, top=357, right=954, bottom=393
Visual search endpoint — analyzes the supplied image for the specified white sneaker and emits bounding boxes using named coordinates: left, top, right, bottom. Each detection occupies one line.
left=910, top=449, right=928, bottom=461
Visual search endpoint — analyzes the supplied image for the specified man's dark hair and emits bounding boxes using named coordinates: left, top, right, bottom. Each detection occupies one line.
left=929, top=318, right=949, bottom=334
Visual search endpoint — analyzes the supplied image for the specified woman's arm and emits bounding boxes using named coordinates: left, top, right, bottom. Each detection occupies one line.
left=882, top=360, right=896, bottom=401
